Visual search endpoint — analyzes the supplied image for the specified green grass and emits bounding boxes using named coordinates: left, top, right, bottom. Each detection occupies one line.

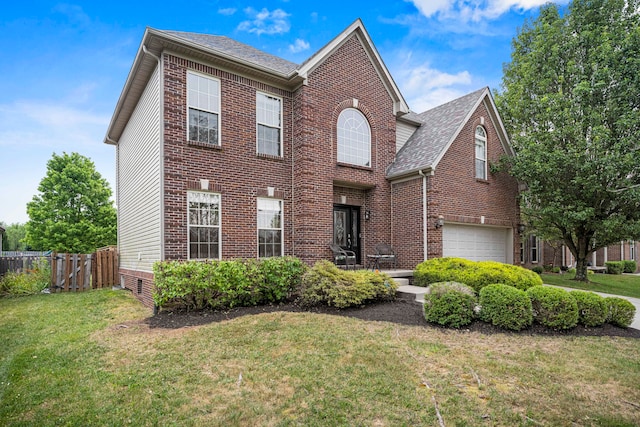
left=541, top=272, right=640, bottom=298
left=1, top=290, right=640, bottom=426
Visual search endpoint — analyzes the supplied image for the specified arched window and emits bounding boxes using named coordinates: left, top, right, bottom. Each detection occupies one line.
left=475, top=126, right=487, bottom=180
left=337, top=108, right=371, bottom=167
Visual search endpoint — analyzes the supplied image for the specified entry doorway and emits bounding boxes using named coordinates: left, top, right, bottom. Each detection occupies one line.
left=333, top=205, right=361, bottom=264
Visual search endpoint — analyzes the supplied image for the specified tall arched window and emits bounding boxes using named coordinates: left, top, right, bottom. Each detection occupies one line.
left=475, top=126, right=487, bottom=180
left=337, top=108, right=371, bottom=167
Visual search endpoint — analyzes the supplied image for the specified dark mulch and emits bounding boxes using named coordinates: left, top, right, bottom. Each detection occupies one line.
left=146, top=299, right=640, bottom=338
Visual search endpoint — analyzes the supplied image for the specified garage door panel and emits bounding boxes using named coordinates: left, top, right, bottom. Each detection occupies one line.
left=443, top=224, right=508, bottom=263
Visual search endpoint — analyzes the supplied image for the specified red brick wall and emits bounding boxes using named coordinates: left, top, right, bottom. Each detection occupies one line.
left=431, top=102, right=521, bottom=263
left=390, top=177, right=425, bottom=268
left=119, top=268, right=155, bottom=309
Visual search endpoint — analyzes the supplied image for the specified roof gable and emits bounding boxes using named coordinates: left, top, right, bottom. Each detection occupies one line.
left=386, top=87, right=513, bottom=180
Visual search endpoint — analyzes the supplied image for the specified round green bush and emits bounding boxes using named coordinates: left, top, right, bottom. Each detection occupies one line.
left=571, top=290, right=607, bottom=327
left=527, top=286, right=578, bottom=330
left=423, top=282, right=477, bottom=328
left=414, top=257, right=542, bottom=292
left=531, top=266, right=544, bottom=275
left=479, top=283, right=532, bottom=331
left=605, top=297, right=636, bottom=328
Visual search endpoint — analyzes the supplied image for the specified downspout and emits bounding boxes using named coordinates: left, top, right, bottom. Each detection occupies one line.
left=142, top=45, right=165, bottom=262
left=418, top=170, right=428, bottom=261
left=291, top=93, right=295, bottom=257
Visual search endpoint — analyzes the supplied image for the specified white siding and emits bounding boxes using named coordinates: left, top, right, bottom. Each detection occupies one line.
left=116, top=65, right=162, bottom=272
left=396, top=120, right=418, bottom=153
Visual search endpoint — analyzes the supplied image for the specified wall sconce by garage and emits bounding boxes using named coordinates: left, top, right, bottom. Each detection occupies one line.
left=517, top=224, right=526, bottom=234
left=434, top=215, right=445, bottom=229
left=364, top=209, right=371, bottom=221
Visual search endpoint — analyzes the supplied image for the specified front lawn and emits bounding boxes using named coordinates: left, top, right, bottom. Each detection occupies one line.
left=1, top=290, right=639, bottom=426
left=541, top=272, right=640, bottom=299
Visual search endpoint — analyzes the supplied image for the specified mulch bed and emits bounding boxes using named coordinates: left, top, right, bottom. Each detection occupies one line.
left=146, top=299, right=640, bottom=338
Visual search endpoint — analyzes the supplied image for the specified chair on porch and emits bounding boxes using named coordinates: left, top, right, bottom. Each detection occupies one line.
left=374, top=243, right=398, bottom=269
left=329, top=243, right=356, bottom=270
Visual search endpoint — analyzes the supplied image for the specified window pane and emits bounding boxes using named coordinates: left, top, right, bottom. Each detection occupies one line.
left=337, top=108, right=370, bottom=167
left=257, top=199, right=283, bottom=258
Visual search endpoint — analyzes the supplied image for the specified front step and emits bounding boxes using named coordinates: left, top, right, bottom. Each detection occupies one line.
left=396, top=285, right=427, bottom=304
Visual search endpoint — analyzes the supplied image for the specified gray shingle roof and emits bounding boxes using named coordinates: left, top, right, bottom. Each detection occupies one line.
left=386, top=87, right=488, bottom=179
left=161, top=30, right=300, bottom=76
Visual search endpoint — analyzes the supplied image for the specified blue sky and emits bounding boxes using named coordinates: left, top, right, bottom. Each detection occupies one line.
left=0, top=0, right=567, bottom=225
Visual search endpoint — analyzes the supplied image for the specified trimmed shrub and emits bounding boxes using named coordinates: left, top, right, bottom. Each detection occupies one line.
left=571, top=290, right=607, bottom=327
left=527, top=286, right=578, bottom=330
left=623, top=260, right=637, bottom=274
left=605, top=261, right=624, bottom=275
left=479, top=283, right=532, bottom=331
left=298, top=261, right=397, bottom=308
left=605, top=297, right=636, bottom=328
left=531, top=266, right=544, bottom=275
left=414, top=257, right=542, bottom=292
left=153, top=257, right=306, bottom=311
left=423, top=282, right=477, bottom=328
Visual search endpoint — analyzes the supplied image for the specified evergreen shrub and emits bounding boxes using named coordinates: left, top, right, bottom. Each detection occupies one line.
left=479, top=283, right=532, bottom=331
left=423, top=282, right=477, bottom=328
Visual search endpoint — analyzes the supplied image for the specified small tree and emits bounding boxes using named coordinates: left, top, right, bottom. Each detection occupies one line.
left=496, top=0, right=640, bottom=281
left=25, top=152, right=117, bottom=253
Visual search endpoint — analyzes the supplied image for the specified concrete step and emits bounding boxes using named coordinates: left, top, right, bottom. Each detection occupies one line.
left=396, top=284, right=427, bottom=304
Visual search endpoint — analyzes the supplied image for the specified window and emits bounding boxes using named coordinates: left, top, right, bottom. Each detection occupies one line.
left=187, top=72, right=220, bottom=145
left=630, top=240, right=636, bottom=260
left=530, top=235, right=539, bottom=263
left=187, top=191, right=221, bottom=259
left=475, top=126, right=487, bottom=180
left=258, top=198, right=283, bottom=258
left=337, top=108, right=371, bottom=167
left=520, top=239, right=525, bottom=264
left=257, top=93, right=282, bottom=156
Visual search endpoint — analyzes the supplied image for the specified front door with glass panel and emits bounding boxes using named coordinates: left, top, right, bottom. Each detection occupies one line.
left=333, top=205, right=361, bottom=264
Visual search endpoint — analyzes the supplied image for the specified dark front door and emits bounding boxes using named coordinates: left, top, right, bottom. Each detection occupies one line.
left=333, top=205, right=361, bottom=264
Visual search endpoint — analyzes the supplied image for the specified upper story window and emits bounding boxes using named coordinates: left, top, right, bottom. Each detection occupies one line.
left=475, top=126, right=487, bottom=180
left=187, top=71, right=220, bottom=145
left=187, top=191, right=221, bottom=260
left=337, top=108, right=371, bottom=167
left=257, top=93, right=282, bottom=156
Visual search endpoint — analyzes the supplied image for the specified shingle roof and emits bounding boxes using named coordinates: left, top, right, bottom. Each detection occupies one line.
left=161, top=30, right=300, bottom=76
left=386, top=87, right=488, bottom=179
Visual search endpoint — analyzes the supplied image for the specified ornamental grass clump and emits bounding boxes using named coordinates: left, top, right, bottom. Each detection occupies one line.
left=478, top=283, right=532, bottom=331
left=571, top=290, right=607, bottom=327
left=423, top=282, right=477, bottom=328
left=527, top=286, right=578, bottom=330
left=605, top=297, right=636, bottom=328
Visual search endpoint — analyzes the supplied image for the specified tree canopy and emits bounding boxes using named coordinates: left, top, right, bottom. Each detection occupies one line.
left=495, top=0, right=640, bottom=280
left=25, top=152, right=117, bottom=253
left=0, top=222, right=27, bottom=252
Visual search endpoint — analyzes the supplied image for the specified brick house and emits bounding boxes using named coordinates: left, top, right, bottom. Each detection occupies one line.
left=104, top=19, right=521, bottom=306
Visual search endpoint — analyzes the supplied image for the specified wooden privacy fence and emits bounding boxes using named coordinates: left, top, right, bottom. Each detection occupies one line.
left=50, top=247, right=118, bottom=292
left=0, top=255, right=49, bottom=277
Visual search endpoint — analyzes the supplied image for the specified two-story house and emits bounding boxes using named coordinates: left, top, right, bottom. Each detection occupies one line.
left=104, top=19, right=521, bottom=307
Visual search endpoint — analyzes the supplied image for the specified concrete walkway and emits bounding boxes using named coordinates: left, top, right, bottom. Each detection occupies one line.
left=397, top=284, right=640, bottom=330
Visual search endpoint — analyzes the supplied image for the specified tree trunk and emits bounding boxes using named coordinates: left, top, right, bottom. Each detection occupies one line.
left=575, top=256, right=589, bottom=282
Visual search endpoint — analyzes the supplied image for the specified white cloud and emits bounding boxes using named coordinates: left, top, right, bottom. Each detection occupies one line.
left=408, top=0, right=568, bottom=22
left=237, top=8, right=291, bottom=35
left=218, top=8, right=237, bottom=16
left=289, top=38, right=310, bottom=53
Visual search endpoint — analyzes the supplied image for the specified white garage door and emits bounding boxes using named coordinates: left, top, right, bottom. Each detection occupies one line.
left=443, top=224, right=510, bottom=263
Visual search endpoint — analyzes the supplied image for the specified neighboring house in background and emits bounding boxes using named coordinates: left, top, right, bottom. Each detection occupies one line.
left=104, top=19, right=521, bottom=307
left=0, top=226, right=4, bottom=252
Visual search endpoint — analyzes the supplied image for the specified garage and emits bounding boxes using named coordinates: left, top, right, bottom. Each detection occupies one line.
left=442, top=224, right=512, bottom=263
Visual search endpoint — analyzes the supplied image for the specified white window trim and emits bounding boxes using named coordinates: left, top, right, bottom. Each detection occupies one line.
left=337, top=108, right=371, bottom=167
left=630, top=240, right=636, bottom=260
left=187, top=191, right=222, bottom=260
left=186, top=71, right=221, bottom=145
left=475, top=126, right=487, bottom=180
left=530, top=235, right=539, bottom=264
left=257, top=198, right=284, bottom=258
left=256, top=92, right=283, bottom=157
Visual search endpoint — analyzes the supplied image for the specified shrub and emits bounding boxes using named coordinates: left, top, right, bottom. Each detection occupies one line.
left=527, top=286, right=578, bottom=330
left=423, top=282, right=477, bottom=328
left=298, top=261, right=397, bottom=308
left=605, top=297, right=636, bottom=328
left=0, top=258, right=51, bottom=297
left=571, top=291, right=607, bottom=327
left=623, top=260, right=637, bottom=274
left=551, top=266, right=561, bottom=274
left=479, top=284, right=532, bottom=331
left=153, top=257, right=306, bottom=311
left=605, top=261, right=624, bottom=275
left=414, top=257, right=542, bottom=292
left=531, top=266, right=544, bottom=275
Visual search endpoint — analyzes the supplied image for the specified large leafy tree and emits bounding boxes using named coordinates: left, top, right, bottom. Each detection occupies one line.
left=25, top=152, right=117, bottom=253
left=496, top=0, right=640, bottom=281
left=0, top=222, right=27, bottom=251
